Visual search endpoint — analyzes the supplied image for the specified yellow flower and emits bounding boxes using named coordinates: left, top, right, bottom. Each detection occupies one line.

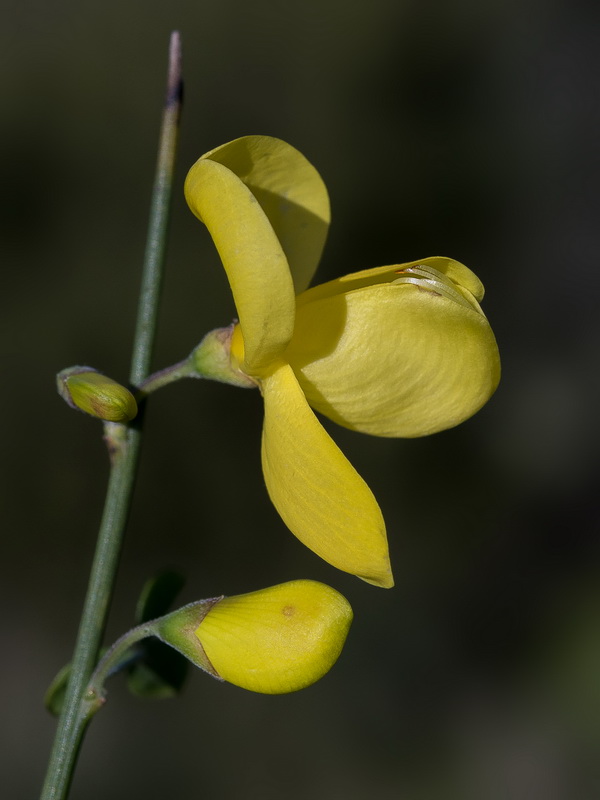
left=185, top=136, right=500, bottom=589
left=195, top=580, right=353, bottom=694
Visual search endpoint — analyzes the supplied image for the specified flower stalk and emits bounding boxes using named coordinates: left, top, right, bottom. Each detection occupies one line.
left=135, top=356, right=198, bottom=397
left=135, top=326, right=257, bottom=398
left=40, top=32, right=182, bottom=800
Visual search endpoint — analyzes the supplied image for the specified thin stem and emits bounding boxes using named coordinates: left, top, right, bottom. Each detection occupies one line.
left=40, top=32, right=183, bottom=800
left=40, top=445, right=141, bottom=800
left=136, top=356, right=197, bottom=398
left=130, top=31, right=183, bottom=386
left=83, top=622, right=157, bottom=717
left=135, top=323, right=260, bottom=399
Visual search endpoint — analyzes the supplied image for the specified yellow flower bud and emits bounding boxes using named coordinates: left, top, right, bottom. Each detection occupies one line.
left=57, top=367, right=137, bottom=422
left=195, top=580, right=353, bottom=694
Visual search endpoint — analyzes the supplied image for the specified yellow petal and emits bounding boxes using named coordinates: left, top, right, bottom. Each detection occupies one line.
left=185, top=155, right=294, bottom=374
left=260, top=362, right=393, bottom=587
left=195, top=580, right=353, bottom=694
left=199, top=136, right=330, bottom=294
left=286, top=279, right=500, bottom=438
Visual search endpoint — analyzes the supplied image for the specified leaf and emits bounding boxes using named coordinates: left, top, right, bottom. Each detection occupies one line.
left=128, top=570, right=189, bottom=699
left=134, top=570, right=186, bottom=624
left=44, top=648, right=109, bottom=716
left=44, top=662, right=72, bottom=716
left=127, top=638, right=188, bottom=699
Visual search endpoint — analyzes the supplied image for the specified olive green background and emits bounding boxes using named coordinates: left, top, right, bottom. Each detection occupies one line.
left=3, top=1, right=599, bottom=798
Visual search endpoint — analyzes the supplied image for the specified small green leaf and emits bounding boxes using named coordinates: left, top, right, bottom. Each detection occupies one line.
left=127, top=638, right=188, bottom=699
left=45, top=648, right=111, bottom=716
left=135, top=570, right=186, bottom=624
left=128, top=570, right=188, bottom=699
left=44, top=663, right=72, bottom=716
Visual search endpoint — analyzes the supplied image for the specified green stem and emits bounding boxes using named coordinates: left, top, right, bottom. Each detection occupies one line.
left=135, top=356, right=197, bottom=398
left=130, top=31, right=183, bottom=387
left=40, top=31, right=183, bottom=800
left=83, top=622, right=157, bottom=717
left=136, top=326, right=258, bottom=399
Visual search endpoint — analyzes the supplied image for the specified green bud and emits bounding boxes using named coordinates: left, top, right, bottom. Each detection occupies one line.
left=57, top=367, right=138, bottom=422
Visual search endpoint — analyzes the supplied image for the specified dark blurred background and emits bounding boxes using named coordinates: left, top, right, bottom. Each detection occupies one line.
left=3, top=0, right=600, bottom=798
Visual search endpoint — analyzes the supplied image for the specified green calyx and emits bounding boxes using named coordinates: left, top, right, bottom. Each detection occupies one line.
left=154, top=598, right=224, bottom=679
left=191, top=326, right=256, bottom=388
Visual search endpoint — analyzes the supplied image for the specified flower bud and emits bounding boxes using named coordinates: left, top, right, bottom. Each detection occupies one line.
left=170, top=580, right=353, bottom=694
left=57, top=367, right=137, bottom=422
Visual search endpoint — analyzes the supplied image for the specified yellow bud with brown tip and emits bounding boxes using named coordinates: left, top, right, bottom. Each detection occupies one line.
left=57, top=367, right=137, bottom=422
